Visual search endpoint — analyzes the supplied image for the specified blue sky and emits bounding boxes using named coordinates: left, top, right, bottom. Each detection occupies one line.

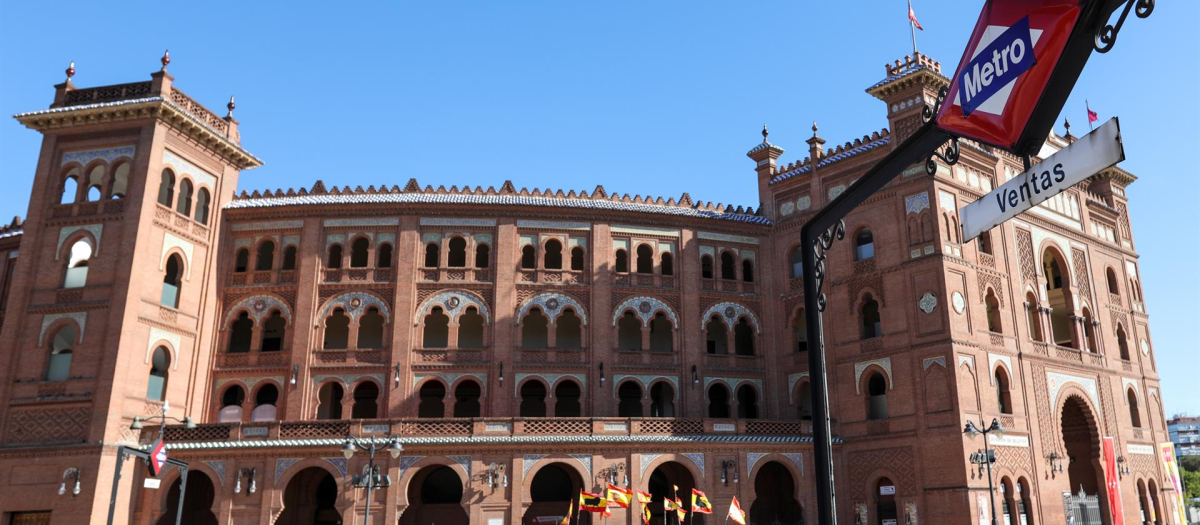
left=1, top=1, right=1195, bottom=414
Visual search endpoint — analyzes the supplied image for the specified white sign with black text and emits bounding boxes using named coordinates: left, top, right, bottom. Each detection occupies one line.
left=959, top=117, right=1124, bottom=242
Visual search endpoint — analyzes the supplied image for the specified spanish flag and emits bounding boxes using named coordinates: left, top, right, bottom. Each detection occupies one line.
left=607, top=484, right=632, bottom=508
left=560, top=498, right=572, bottom=525
left=728, top=496, right=748, bottom=525
left=580, top=490, right=607, bottom=513
left=674, top=497, right=687, bottom=521
left=636, top=490, right=653, bottom=504
left=641, top=504, right=651, bottom=525
left=691, top=488, right=713, bottom=514
left=664, top=496, right=677, bottom=514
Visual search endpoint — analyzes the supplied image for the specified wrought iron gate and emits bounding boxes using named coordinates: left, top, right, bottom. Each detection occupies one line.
left=1061, top=488, right=1102, bottom=525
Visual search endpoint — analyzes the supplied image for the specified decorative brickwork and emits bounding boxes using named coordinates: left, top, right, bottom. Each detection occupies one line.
left=4, top=407, right=90, bottom=444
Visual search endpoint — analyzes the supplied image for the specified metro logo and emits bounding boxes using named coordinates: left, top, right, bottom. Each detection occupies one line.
left=959, top=16, right=1035, bottom=116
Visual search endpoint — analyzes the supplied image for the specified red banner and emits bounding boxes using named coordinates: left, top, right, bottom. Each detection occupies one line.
left=1103, top=436, right=1125, bottom=525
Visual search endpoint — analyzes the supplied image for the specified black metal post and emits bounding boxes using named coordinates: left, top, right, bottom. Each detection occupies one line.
left=174, top=467, right=189, bottom=525
left=983, top=432, right=998, bottom=525
left=106, top=445, right=190, bottom=525
left=105, top=446, right=128, bottom=525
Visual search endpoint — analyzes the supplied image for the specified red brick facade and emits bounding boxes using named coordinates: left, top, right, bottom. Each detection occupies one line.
left=0, top=53, right=1177, bottom=525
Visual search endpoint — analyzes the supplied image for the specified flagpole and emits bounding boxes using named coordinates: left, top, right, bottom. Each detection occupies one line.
left=909, top=0, right=918, bottom=56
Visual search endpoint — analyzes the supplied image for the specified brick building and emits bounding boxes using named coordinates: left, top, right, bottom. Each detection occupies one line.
left=0, top=52, right=1180, bottom=525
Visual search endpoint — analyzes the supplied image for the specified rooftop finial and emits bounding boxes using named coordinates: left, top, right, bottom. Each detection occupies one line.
left=65, top=61, right=75, bottom=82
left=226, top=95, right=236, bottom=118
left=812, top=121, right=819, bottom=136
left=762, top=124, right=769, bottom=143
left=1064, top=118, right=1071, bottom=134
left=161, top=49, right=170, bottom=71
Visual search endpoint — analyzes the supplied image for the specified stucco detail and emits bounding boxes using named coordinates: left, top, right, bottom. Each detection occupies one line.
left=853, top=357, right=893, bottom=395
left=39, top=312, right=87, bottom=346
left=516, top=293, right=588, bottom=325
left=414, top=291, right=489, bottom=324
left=612, top=296, right=678, bottom=328
left=700, top=302, right=761, bottom=333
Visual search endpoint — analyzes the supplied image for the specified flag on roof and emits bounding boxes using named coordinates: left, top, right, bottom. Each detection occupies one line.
left=909, top=0, right=924, bottom=30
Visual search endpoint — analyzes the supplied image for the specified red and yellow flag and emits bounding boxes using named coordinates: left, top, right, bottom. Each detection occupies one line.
left=691, top=488, right=713, bottom=514
left=674, top=497, right=687, bottom=521
left=728, top=496, right=748, bottom=525
left=579, top=490, right=607, bottom=513
left=641, top=504, right=651, bottom=525
left=560, top=497, right=573, bottom=525
left=636, top=490, right=653, bottom=504
left=607, top=484, right=632, bottom=508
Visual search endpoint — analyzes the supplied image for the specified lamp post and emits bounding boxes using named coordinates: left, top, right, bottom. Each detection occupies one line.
left=130, top=401, right=198, bottom=442
left=341, top=435, right=403, bottom=525
left=965, top=418, right=1005, bottom=525
left=108, top=401, right=196, bottom=525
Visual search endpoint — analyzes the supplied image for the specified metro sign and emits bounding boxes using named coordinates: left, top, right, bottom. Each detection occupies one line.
left=937, top=0, right=1082, bottom=151
left=148, top=439, right=168, bottom=477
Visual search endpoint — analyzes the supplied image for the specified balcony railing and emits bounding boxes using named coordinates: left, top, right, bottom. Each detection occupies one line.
left=218, top=351, right=290, bottom=369
left=516, top=348, right=587, bottom=365
left=414, top=348, right=487, bottom=364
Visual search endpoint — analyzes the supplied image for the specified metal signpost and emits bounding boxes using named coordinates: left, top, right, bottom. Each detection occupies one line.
left=799, top=1, right=1153, bottom=524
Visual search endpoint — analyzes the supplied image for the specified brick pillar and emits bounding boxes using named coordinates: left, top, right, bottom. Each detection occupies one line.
left=546, top=321, right=558, bottom=348
left=447, top=320, right=460, bottom=349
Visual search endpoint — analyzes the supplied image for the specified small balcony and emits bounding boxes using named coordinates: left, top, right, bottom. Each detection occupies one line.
left=515, top=348, right=587, bottom=365
left=414, top=348, right=487, bottom=365
left=217, top=351, right=291, bottom=369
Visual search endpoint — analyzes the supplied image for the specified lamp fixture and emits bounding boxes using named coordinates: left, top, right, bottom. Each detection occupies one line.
left=1046, top=452, right=1065, bottom=476
left=290, top=364, right=299, bottom=386
left=234, top=468, right=257, bottom=495
left=692, top=365, right=699, bottom=387
left=58, top=468, right=81, bottom=497
left=393, top=363, right=401, bottom=387
left=607, top=462, right=626, bottom=486
left=721, top=460, right=738, bottom=486
left=599, top=362, right=605, bottom=384
left=498, top=362, right=504, bottom=384
left=486, top=462, right=508, bottom=489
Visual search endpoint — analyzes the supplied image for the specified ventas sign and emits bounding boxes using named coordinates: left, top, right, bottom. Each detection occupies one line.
left=936, top=0, right=1082, bottom=152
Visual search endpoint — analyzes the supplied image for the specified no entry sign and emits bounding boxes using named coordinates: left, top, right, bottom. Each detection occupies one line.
left=937, top=0, right=1082, bottom=151
left=959, top=117, right=1123, bottom=242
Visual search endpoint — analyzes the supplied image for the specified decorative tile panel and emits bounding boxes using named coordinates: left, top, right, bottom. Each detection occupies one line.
left=413, top=372, right=487, bottom=389
left=639, top=453, right=663, bottom=478
left=146, top=327, right=183, bottom=370
left=56, top=224, right=103, bottom=259
left=787, top=372, right=810, bottom=400
left=611, top=225, right=678, bottom=237
left=918, top=292, right=938, bottom=314
left=448, top=455, right=472, bottom=477
left=514, top=373, right=584, bottom=395
left=162, top=232, right=195, bottom=279
left=275, top=458, right=301, bottom=482
left=784, top=453, right=804, bottom=475
left=958, top=354, right=975, bottom=370
left=703, top=377, right=763, bottom=393
left=322, top=457, right=347, bottom=477
left=682, top=453, right=705, bottom=476
left=796, top=195, right=811, bottom=212
left=232, top=220, right=303, bottom=231
left=399, top=456, right=425, bottom=480
left=516, top=293, right=588, bottom=325
left=523, top=454, right=547, bottom=478
left=853, top=357, right=893, bottom=395
left=322, top=291, right=391, bottom=321
left=779, top=201, right=795, bottom=216
left=905, top=192, right=930, bottom=214
left=828, top=185, right=847, bottom=200
left=63, top=145, right=135, bottom=166
left=700, top=302, right=761, bottom=333
left=475, top=233, right=493, bottom=245
left=421, top=233, right=441, bottom=244
left=225, top=295, right=293, bottom=325
left=202, top=460, right=226, bottom=485
left=922, top=356, right=946, bottom=370
left=315, top=373, right=386, bottom=388
left=612, top=375, right=677, bottom=397
left=1046, top=370, right=1099, bottom=407
left=517, top=220, right=591, bottom=230
left=39, top=312, right=87, bottom=346
left=699, top=246, right=714, bottom=257
left=1121, top=378, right=1139, bottom=402
left=376, top=232, right=395, bottom=245
left=162, top=150, right=216, bottom=189
left=420, top=218, right=497, bottom=227
left=938, top=190, right=956, bottom=210
left=747, top=453, right=768, bottom=474
left=568, top=454, right=592, bottom=477
left=323, top=218, right=399, bottom=227
left=696, top=232, right=759, bottom=245
left=414, top=291, right=489, bottom=324
left=988, top=354, right=1014, bottom=386
left=612, top=296, right=678, bottom=328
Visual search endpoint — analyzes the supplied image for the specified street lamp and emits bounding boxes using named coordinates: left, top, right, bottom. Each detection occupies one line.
left=341, top=434, right=403, bottom=525
left=130, top=401, right=197, bottom=442
left=964, top=418, right=1005, bottom=525
left=721, top=460, right=739, bottom=486
left=59, top=468, right=81, bottom=496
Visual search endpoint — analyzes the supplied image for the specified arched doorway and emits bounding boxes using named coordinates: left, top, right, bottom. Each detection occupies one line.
left=400, top=465, right=468, bottom=525
left=523, top=463, right=590, bottom=525
left=647, top=461, right=701, bottom=525
left=874, top=477, right=897, bottom=525
left=156, top=470, right=218, bottom=525
left=749, top=461, right=804, bottom=524
left=1061, top=396, right=1102, bottom=495
left=277, top=467, right=340, bottom=525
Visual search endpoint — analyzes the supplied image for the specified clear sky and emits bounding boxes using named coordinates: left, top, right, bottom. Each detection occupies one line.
left=1, top=1, right=1196, bottom=414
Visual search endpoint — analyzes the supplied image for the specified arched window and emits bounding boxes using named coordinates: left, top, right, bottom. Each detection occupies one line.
left=282, top=246, right=297, bottom=270
left=317, top=382, right=344, bottom=420
left=648, top=312, right=672, bottom=352
left=556, top=309, right=582, bottom=350
left=707, top=384, right=730, bottom=418
left=793, top=311, right=808, bottom=352
left=1082, top=307, right=1098, bottom=353
left=228, top=312, right=253, bottom=353
left=660, top=252, right=673, bottom=276
left=351, top=382, right=379, bottom=419
left=1017, top=479, right=1033, bottom=525
left=979, top=230, right=993, bottom=255
left=323, top=308, right=350, bottom=349
left=349, top=238, right=369, bottom=268
left=46, top=325, right=76, bottom=381
left=475, top=244, right=490, bottom=269
left=1025, top=292, right=1044, bottom=342
left=453, top=380, right=481, bottom=418
left=1130, top=278, right=1143, bottom=302
left=742, top=260, right=754, bottom=282
left=737, top=385, right=758, bottom=419
left=617, top=311, right=641, bottom=351
left=544, top=240, right=563, bottom=270
left=986, top=289, right=1002, bottom=333
left=235, top=248, right=250, bottom=273
left=376, top=244, right=393, bottom=268
left=521, top=307, right=549, bottom=348
left=458, top=306, right=485, bottom=349
left=650, top=382, right=675, bottom=417
left=112, top=164, right=130, bottom=198
left=424, top=243, right=439, bottom=268
left=720, top=251, right=736, bottom=280
left=617, top=381, right=643, bottom=417
left=1117, top=326, right=1130, bottom=360
left=790, top=247, right=804, bottom=278
left=256, top=241, right=275, bottom=271
left=555, top=381, right=581, bottom=417
left=327, top=245, right=343, bottom=269
left=219, top=385, right=245, bottom=422
left=64, top=239, right=93, bottom=289
left=855, top=228, right=875, bottom=260
left=194, top=188, right=210, bottom=224
left=701, top=254, right=714, bottom=279
left=158, top=170, right=175, bottom=207
left=357, top=307, right=385, bottom=349
left=1106, top=267, right=1119, bottom=295
left=797, top=382, right=813, bottom=420
left=418, top=382, right=445, bottom=418
left=447, top=237, right=467, bottom=268
left=252, top=384, right=279, bottom=422
left=861, top=294, right=881, bottom=339
left=423, top=307, right=449, bottom=348
left=1127, top=388, right=1141, bottom=427
left=733, top=318, right=754, bottom=356
left=61, top=173, right=79, bottom=204
left=176, top=179, right=193, bottom=216
left=162, top=254, right=183, bottom=308
left=706, top=316, right=728, bottom=355
left=147, top=346, right=170, bottom=401
left=635, top=244, right=653, bottom=274
left=866, top=372, right=887, bottom=420
left=1043, top=249, right=1074, bottom=347
left=1001, top=478, right=1016, bottom=525
left=519, top=381, right=547, bottom=417
left=261, top=311, right=286, bottom=351
left=614, top=249, right=628, bottom=273
left=85, top=166, right=103, bottom=202
left=570, top=246, right=585, bottom=271
left=995, top=367, right=1013, bottom=414
left=520, top=245, right=536, bottom=270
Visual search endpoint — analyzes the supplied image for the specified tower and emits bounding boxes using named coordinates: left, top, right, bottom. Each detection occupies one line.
left=866, top=52, right=948, bottom=146
left=0, top=55, right=260, bottom=524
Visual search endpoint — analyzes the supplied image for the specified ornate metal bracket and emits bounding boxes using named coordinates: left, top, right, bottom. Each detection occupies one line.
left=921, top=86, right=948, bottom=124
left=920, top=86, right=961, bottom=176
left=1095, top=0, right=1154, bottom=54
left=812, top=220, right=846, bottom=313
